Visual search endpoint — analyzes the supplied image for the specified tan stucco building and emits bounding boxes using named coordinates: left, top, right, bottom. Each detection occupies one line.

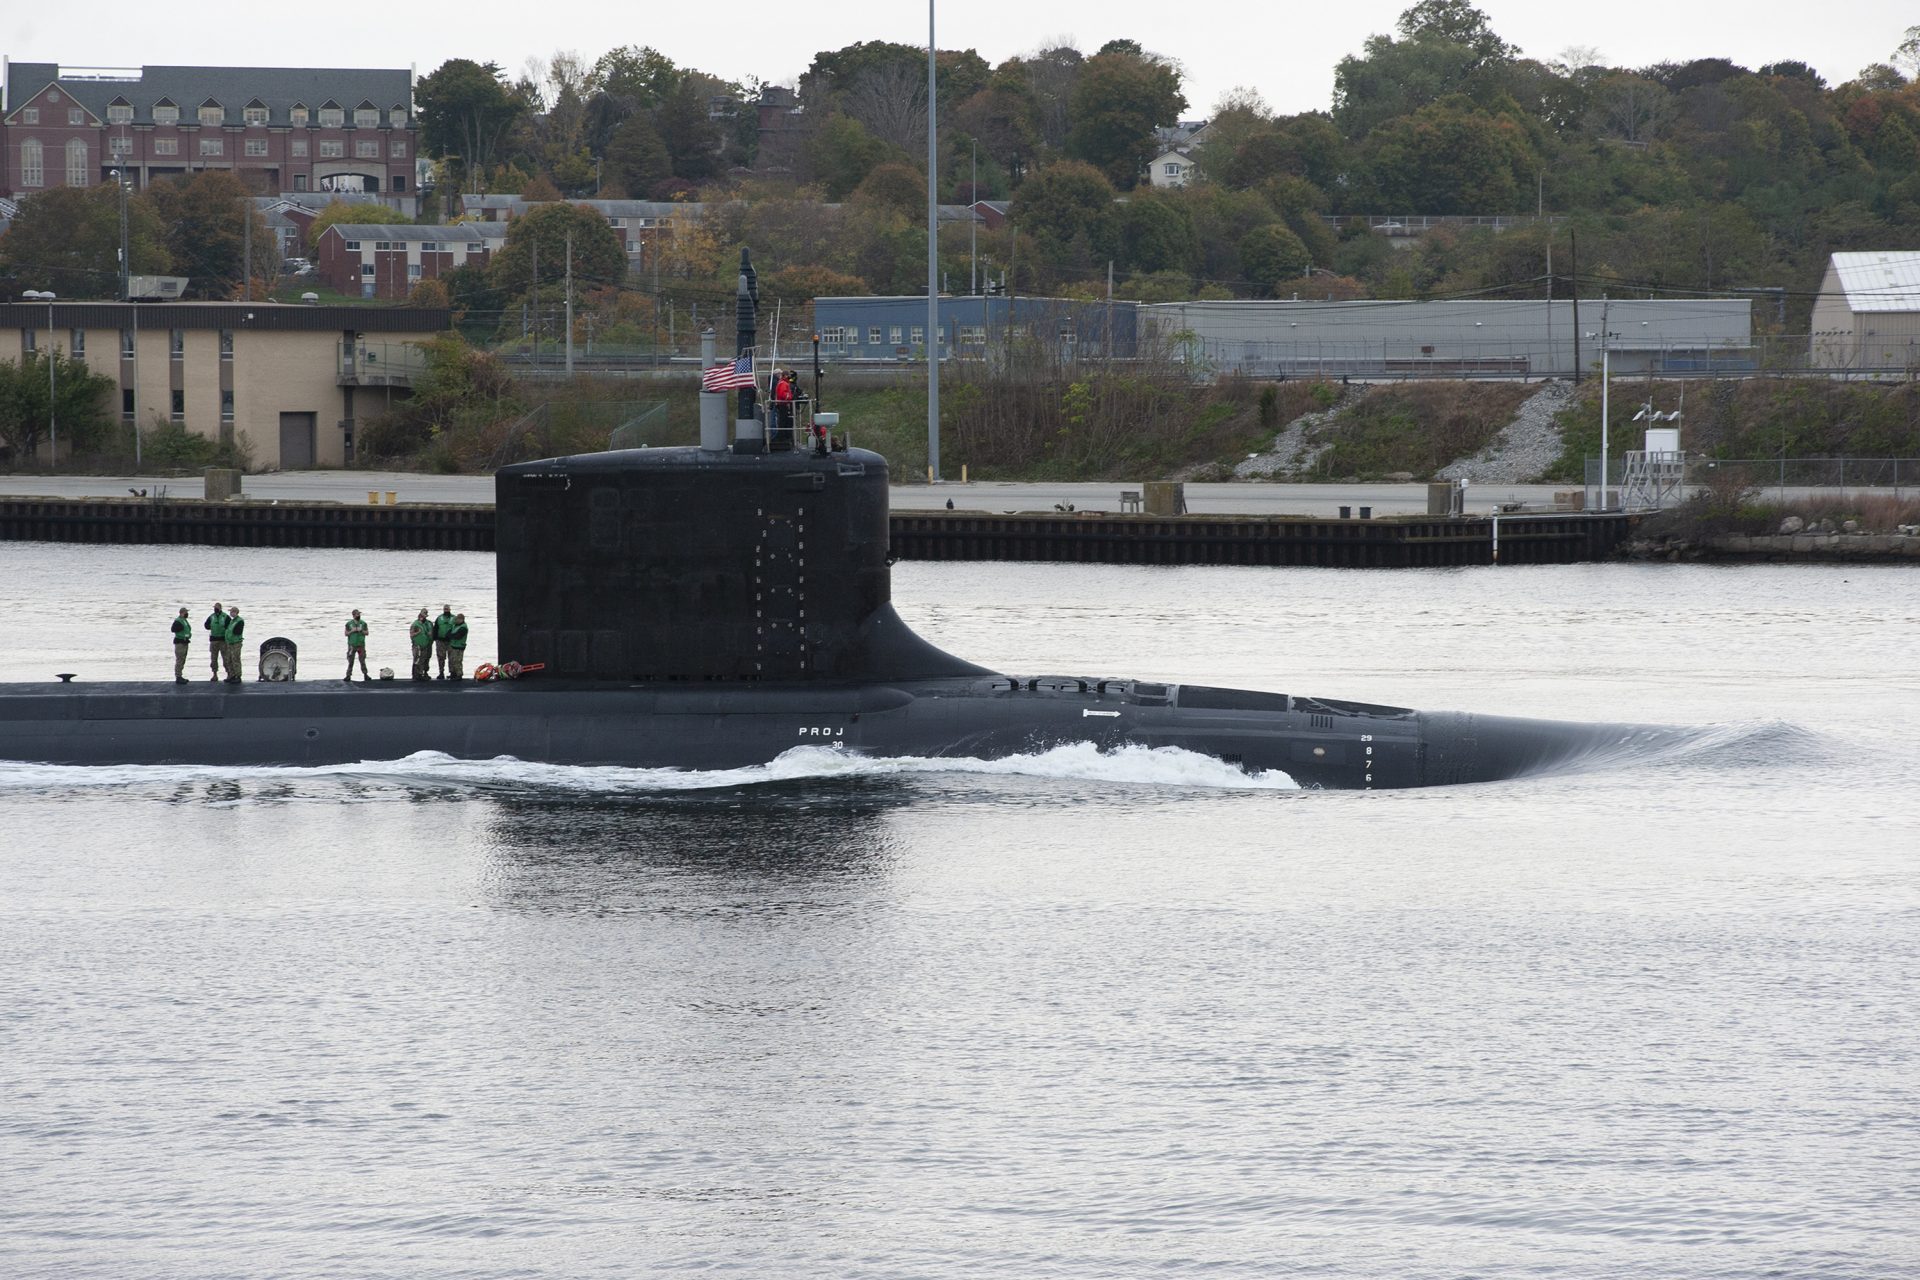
left=1, top=300, right=450, bottom=468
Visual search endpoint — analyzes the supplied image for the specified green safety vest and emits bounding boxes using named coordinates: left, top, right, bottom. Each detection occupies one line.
left=434, top=612, right=457, bottom=641
left=172, top=617, right=192, bottom=644
left=449, top=622, right=469, bottom=651
left=204, top=611, right=229, bottom=642
left=410, top=619, right=433, bottom=648
left=345, top=619, right=368, bottom=649
left=226, top=615, right=245, bottom=642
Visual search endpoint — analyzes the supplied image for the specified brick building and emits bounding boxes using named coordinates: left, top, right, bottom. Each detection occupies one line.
left=2, top=61, right=419, bottom=210
left=315, top=223, right=506, bottom=299
left=0, top=300, right=450, bottom=467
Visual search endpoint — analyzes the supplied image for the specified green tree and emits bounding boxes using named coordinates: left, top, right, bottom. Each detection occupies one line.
left=1066, top=50, right=1187, bottom=187
left=1356, top=102, right=1535, bottom=212
left=1008, top=160, right=1116, bottom=255
left=1095, top=193, right=1198, bottom=275
left=805, top=115, right=902, bottom=199
left=487, top=202, right=630, bottom=297
left=852, top=162, right=928, bottom=220
left=306, top=199, right=411, bottom=254
left=415, top=59, right=528, bottom=191
left=1239, top=224, right=1312, bottom=296
left=1332, top=1, right=1521, bottom=138
left=654, top=78, right=723, bottom=181
left=0, top=184, right=170, bottom=297
left=603, top=114, right=672, bottom=197
left=0, top=350, right=117, bottom=462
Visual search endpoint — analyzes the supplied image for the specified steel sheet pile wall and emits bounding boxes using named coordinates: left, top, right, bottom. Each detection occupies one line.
left=0, top=499, right=1630, bottom=565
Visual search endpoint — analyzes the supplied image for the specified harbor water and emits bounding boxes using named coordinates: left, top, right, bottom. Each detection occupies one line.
left=1, top=546, right=1916, bottom=1278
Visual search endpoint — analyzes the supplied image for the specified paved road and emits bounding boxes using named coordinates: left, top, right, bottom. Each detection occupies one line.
left=0, top=471, right=1570, bottom=517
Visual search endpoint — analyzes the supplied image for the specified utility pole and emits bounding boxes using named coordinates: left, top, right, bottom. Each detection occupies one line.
left=1569, top=230, right=1581, bottom=384
left=1545, top=241, right=1553, bottom=376
left=242, top=198, right=252, bottom=302
left=564, top=229, right=574, bottom=376
left=1599, top=293, right=1612, bottom=511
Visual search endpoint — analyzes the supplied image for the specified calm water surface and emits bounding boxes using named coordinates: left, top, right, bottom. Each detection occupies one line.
left=1, top=547, right=1917, bottom=1278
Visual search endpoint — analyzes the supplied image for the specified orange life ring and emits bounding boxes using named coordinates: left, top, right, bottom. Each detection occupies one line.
left=474, top=663, right=497, bottom=682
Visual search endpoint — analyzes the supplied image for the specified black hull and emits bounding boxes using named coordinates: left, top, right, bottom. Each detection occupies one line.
left=0, top=677, right=1672, bottom=790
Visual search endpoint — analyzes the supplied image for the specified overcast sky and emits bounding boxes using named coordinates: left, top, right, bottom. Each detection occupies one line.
left=4, top=1, right=1914, bottom=120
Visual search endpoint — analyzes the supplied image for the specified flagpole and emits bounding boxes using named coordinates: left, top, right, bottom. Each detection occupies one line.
left=926, top=0, right=941, bottom=483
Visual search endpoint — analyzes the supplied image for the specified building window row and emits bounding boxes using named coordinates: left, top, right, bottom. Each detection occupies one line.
left=82, top=101, right=407, bottom=128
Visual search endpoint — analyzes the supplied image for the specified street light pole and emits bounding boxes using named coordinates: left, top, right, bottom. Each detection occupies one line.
left=111, top=169, right=130, bottom=300
left=926, top=0, right=941, bottom=482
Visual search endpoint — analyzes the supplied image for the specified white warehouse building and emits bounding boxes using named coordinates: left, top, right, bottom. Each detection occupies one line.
left=1809, top=252, right=1920, bottom=371
left=1141, top=299, right=1754, bottom=378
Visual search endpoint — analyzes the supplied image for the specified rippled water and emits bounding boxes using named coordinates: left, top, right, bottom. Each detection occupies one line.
left=2, top=547, right=1917, bottom=1278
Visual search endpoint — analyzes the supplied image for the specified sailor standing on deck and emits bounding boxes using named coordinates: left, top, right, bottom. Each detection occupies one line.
left=344, top=609, right=370, bottom=681
left=223, top=606, right=246, bottom=682
left=448, top=613, right=469, bottom=680
left=409, top=609, right=434, bottom=681
left=171, top=608, right=193, bottom=683
left=203, top=601, right=228, bottom=679
left=433, top=604, right=457, bottom=679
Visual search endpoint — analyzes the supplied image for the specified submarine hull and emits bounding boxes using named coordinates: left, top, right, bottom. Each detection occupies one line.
left=0, top=677, right=1670, bottom=790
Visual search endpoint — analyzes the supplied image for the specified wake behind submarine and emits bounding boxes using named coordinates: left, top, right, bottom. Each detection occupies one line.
left=0, top=251, right=1670, bottom=788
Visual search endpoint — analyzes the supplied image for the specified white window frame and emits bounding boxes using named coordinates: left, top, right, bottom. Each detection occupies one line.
left=319, top=140, right=344, bottom=158
left=390, top=140, right=407, bottom=158
left=355, top=140, right=381, bottom=158
left=319, top=107, right=344, bottom=128
left=244, top=138, right=268, bottom=156
left=889, top=326, right=904, bottom=344
left=108, top=104, right=133, bottom=123
left=867, top=327, right=882, bottom=345
left=244, top=106, right=268, bottom=126
left=291, top=106, right=309, bottom=126
left=154, top=138, right=178, bottom=156
left=153, top=103, right=179, bottom=124
left=199, top=104, right=225, bottom=126
left=20, top=107, right=40, bottom=124
left=66, top=139, right=88, bottom=186
left=199, top=137, right=223, bottom=157
left=69, top=108, right=85, bottom=126
left=20, top=138, right=43, bottom=187
left=292, top=139, right=309, bottom=157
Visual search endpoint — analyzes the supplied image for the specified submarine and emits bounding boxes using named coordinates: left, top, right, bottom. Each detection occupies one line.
left=0, top=251, right=1672, bottom=788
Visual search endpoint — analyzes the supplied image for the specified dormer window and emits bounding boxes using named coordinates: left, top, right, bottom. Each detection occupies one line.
left=353, top=102, right=379, bottom=127
left=318, top=101, right=344, bottom=128
left=389, top=105, right=407, bottom=127
left=290, top=103, right=309, bottom=126
left=107, top=99, right=133, bottom=123
left=198, top=100, right=225, bottom=126
left=244, top=100, right=269, bottom=126
left=153, top=100, right=179, bottom=125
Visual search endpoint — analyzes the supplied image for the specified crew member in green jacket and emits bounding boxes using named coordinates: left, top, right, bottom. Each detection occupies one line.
left=171, top=607, right=193, bottom=683
left=447, top=612, right=470, bottom=680
left=223, top=605, right=246, bottom=682
left=432, top=603, right=457, bottom=679
left=344, top=609, right=370, bottom=681
left=409, top=608, right=434, bottom=681
left=203, top=601, right=229, bottom=680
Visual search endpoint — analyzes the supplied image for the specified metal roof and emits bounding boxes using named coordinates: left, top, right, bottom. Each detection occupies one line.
left=0, top=301, right=451, bottom=332
left=1828, top=252, right=1920, bottom=313
left=4, top=62, right=412, bottom=126
left=324, top=224, right=506, bottom=242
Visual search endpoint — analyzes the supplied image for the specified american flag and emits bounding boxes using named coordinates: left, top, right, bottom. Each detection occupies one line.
left=702, top=354, right=756, bottom=391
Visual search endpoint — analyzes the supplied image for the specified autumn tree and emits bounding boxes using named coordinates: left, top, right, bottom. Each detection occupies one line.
left=139, top=171, right=275, bottom=298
